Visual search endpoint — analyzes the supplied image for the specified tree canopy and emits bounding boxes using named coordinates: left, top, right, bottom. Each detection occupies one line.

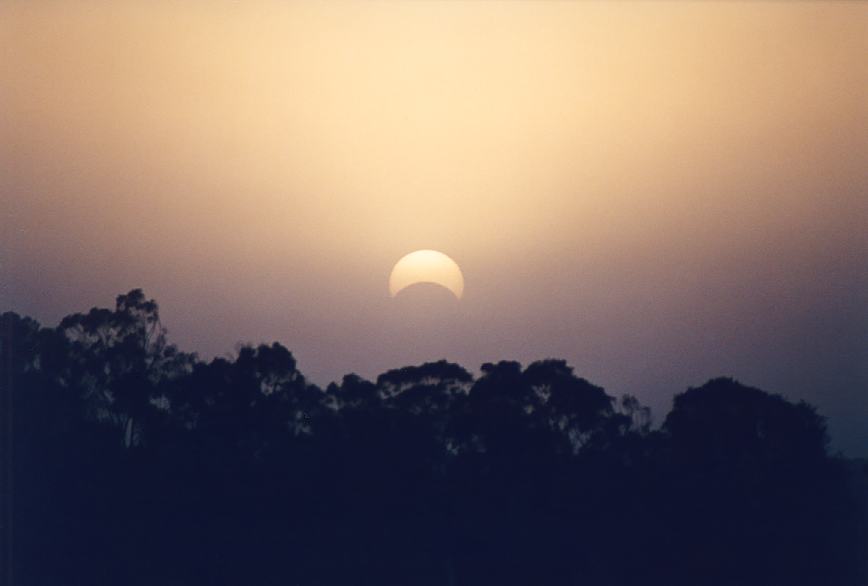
left=2, top=290, right=865, bottom=586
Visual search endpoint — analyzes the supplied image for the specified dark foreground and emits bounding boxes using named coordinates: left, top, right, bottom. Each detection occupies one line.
left=2, top=290, right=866, bottom=586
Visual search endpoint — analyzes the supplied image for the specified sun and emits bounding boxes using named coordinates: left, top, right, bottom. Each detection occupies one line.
left=388, top=250, right=465, bottom=299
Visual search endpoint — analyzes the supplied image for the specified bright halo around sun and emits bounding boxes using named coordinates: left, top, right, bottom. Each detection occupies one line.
left=389, top=250, right=465, bottom=300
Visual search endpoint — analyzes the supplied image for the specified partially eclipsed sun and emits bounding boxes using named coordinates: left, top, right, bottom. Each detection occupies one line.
left=389, top=250, right=465, bottom=299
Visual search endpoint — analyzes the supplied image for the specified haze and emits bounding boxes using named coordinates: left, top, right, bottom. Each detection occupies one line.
left=2, top=2, right=866, bottom=454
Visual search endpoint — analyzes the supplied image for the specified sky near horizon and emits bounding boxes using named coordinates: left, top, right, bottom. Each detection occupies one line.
left=2, top=2, right=867, bottom=454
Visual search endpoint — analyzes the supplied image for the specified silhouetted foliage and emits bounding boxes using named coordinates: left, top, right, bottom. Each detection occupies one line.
left=2, top=291, right=866, bottom=585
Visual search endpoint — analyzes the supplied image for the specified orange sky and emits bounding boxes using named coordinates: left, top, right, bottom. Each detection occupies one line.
left=2, top=1, right=867, bottom=453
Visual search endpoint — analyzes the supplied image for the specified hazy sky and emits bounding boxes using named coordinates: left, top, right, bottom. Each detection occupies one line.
left=2, top=2, right=866, bottom=454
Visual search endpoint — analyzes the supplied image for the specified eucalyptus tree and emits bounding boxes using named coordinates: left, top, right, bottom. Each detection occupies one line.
left=56, top=289, right=193, bottom=447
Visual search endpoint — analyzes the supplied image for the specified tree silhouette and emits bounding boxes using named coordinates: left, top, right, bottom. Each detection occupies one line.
left=656, top=378, right=861, bottom=586
left=56, top=289, right=193, bottom=447
left=2, top=291, right=865, bottom=586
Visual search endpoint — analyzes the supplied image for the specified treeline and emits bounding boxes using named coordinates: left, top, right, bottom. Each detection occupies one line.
left=2, top=290, right=866, bottom=586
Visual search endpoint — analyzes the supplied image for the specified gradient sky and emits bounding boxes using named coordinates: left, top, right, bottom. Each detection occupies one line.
left=2, top=2, right=866, bottom=454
